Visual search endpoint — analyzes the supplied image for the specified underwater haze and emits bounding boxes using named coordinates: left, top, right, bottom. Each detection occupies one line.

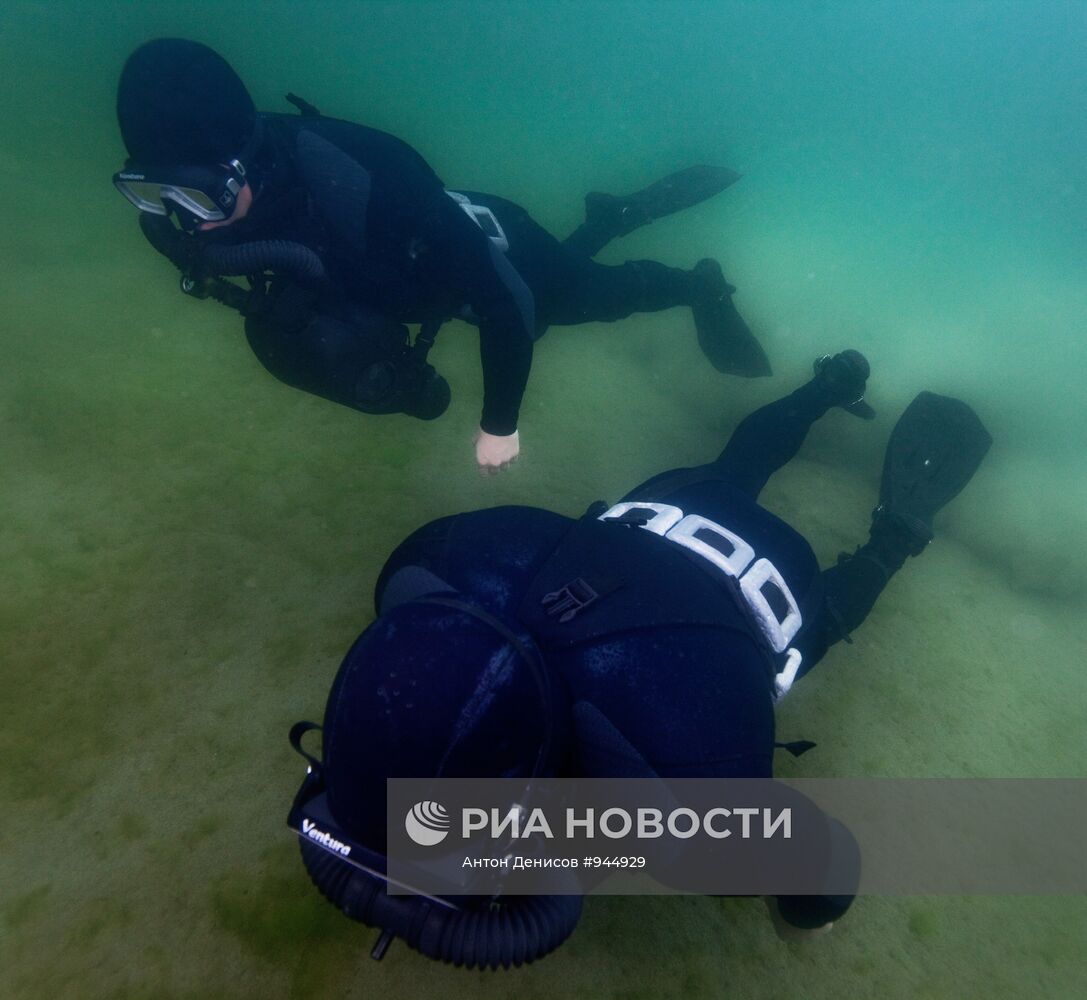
left=2, top=1, right=1085, bottom=997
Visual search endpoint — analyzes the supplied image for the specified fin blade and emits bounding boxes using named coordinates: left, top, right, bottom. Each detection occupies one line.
left=628, top=164, right=742, bottom=221
left=692, top=294, right=772, bottom=377
left=880, top=391, right=993, bottom=527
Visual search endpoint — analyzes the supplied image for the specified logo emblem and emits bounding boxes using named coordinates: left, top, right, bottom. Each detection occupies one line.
left=405, top=800, right=451, bottom=846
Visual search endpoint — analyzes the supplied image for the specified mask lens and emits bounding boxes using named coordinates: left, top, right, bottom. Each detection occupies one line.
left=114, top=177, right=168, bottom=214
left=162, top=185, right=223, bottom=216
left=125, top=180, right=168, bottom=207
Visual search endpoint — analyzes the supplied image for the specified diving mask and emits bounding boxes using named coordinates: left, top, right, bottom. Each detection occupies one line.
left=113, top=158, right=247, bottom=232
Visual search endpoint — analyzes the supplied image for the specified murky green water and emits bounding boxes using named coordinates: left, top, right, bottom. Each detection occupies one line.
left=2, top=1, right=1085, bottom=997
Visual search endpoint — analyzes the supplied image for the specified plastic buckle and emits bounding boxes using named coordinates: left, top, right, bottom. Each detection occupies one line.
left=446, top=190, right=510, bottom=252
left=541, top=577, right=599, bottom=623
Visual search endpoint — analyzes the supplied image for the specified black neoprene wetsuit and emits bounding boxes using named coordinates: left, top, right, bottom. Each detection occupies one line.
left=326, top=377, right=915, bottom=927
left=209, top=113, right=697, bottom=433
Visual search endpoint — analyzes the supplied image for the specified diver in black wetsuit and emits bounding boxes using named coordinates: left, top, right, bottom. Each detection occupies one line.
left=285, top=353, right=993, bottom=966
left=114, top=39, right=770, bottom=474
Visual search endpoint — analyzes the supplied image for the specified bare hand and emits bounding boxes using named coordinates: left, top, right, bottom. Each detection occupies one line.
left=474, top=427, right=520, bottom=476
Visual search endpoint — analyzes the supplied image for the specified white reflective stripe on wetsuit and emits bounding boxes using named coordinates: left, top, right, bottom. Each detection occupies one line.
left=598, top=501, right=804, bottom=700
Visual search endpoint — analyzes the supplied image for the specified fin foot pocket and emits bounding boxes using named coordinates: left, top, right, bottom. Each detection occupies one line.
left=812, top=350, right=875, bottom=419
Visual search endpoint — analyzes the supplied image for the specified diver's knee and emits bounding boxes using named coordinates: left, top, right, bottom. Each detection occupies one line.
left=244, top=311, right=450, bottom=420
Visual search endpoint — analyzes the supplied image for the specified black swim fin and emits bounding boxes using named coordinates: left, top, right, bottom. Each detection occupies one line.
left=689, top=258, right=772, bottom=377
left=812, top=351, right=876, bottom=419
left=585, top=165, right=742, bottom=237
left=876, top=392, right=993, bottom=553
left=566, top=165, right=742, bottom=257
